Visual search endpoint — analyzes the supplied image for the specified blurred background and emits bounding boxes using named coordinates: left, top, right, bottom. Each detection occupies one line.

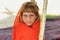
left=0, top=0, right=60, bottom=40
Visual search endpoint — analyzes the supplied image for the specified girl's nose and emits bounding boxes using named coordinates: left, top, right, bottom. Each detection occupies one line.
left=26, top=16, right=30, bottom=21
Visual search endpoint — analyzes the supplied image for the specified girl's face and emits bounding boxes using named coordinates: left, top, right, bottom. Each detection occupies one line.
left=22, top=12, right=37, bottom=26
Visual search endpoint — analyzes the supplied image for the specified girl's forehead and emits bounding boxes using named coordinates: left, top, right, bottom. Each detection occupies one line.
left=23, top=12, right=34, bottom=14
left=23, top=11, right=34, bottom=13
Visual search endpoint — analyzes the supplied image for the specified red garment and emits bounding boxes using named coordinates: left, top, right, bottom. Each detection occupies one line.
left=12, top=10, right=40, bottom=40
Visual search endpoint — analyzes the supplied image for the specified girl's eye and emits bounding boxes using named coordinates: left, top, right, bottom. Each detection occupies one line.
left=23, top=15, right=27, bottom=17
left=30, top=15, right=34, bottom=17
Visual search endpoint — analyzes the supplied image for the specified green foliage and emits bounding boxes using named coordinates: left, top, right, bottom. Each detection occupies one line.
left=46, top=15, right=60, bottom=19
left=40, top=14, right=60, bottom=21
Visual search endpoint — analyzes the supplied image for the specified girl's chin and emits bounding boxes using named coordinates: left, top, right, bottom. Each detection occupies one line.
left=26, top=24, right=32, bottom=27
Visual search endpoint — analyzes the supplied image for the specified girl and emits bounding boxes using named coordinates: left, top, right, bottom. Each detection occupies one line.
left=12, top=2, right=40, bottom=40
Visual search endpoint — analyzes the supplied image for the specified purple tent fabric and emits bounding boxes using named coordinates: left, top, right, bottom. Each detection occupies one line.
left=45, top=19, right=60, bottom=40
left=0, top=27, right=12, bottom=40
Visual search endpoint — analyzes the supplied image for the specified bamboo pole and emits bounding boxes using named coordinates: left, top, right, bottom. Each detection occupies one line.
left=39, top=0, right=48, bottom=40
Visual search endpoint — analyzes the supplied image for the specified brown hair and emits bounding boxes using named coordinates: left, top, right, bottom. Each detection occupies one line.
left=18, top=2, right=40, bottom=22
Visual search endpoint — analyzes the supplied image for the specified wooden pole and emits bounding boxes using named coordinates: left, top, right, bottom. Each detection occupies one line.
left=30, top=0, right=48, bottom=40
left=39, top=0, right=48, bottom=40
